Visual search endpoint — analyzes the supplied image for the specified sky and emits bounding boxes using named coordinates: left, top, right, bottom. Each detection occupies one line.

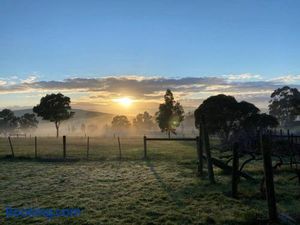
left=0, top=0, right=299, bottom=115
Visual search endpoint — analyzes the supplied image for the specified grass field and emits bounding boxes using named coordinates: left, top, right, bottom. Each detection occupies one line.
left=0, top=137, right=299, bottom=224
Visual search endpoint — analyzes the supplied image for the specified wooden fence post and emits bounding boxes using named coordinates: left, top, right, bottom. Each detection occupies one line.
left=8, top=137, right=14, bottom=158
left=196, top=136, right=203, bottom=176
left=260, top=131, right=278, bottom=221
left=34, top=136, right=37, bottom=158
left=118, top=136, right=122, bottom=160
left=201, top=116, right=215, bottom=184
left=287, top=130, right=293, bottom=168
left=143, top=136, right=147, bottom=159
left=87, top=136, right=89, bottom=158
left=232, top=142, right=239, bottom=198
left=291, top=134, right=295, bottom=168
left=63, top=135, right=66, bottom=159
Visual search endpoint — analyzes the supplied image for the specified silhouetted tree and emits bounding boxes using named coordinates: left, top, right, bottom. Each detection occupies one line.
left=269, top=86, right=300, bottom=127
left=132, top=111, right=154, bottom=131
left=194, top=94, right=260, bottom=146
left=244, top=113, right=279, bottom=133
left=111, top=115, right=131, bottom=131
left=33, top=93, right=74, bottom=137
left=155, top=89, right=184, bottom=138
left=0, top=109, right=18, bottom=135
left=19, top=113, right=39, bottom=132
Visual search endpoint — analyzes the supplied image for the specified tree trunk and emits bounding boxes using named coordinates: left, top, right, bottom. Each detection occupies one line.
left=55, top=122, right=60, bottom=138
left=201, top=115, right=215, bottom=184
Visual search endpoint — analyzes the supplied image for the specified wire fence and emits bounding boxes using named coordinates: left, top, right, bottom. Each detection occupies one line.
left=0, top=136, right=198, bottom=161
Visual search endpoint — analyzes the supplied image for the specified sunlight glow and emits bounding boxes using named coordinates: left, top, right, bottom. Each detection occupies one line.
left=113, top=97, right=133, bottom=107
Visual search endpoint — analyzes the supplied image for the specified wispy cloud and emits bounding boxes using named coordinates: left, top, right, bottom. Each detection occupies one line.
left=0, top=80, right=7, bottom=86
left=0, top=74, right=300, bottom=112
left=21, top=75, right=39, bottom=84
left=224, top=73, right=262, bottom=81
left=268, top=75, right=300, bottom=84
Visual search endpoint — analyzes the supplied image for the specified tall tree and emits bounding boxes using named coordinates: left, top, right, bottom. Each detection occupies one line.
left=33, top=93, right=74, bottom=137
left=0, top=109, right=18, bottom=135
left=194, top=94, right=260, bottom=146
left=132, top=111, right=154, bottom=131
left=243, top=113, right=279, bottom=133
left=269, top=86, right=300, bottom=127
left=155, top=89, right=184, bottom=138
left=19, top=113, right=39, bottom=132
left=111, top=115, right=131, bottom=130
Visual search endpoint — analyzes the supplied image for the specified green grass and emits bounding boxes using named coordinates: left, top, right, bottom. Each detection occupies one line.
left=0, top=136, right=201, bottom=161
left=0, top=137, right=299, bottom=224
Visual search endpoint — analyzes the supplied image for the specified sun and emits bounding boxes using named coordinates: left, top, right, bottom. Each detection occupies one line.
left=113, top=97, right=133, bottom=107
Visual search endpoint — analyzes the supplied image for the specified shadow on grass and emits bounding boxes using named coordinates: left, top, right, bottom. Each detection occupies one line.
left=145, top=159, right=185, bottom=208
left=0, top=154, right=196, bottom=163
left=0, top=155, right=81, bottom=163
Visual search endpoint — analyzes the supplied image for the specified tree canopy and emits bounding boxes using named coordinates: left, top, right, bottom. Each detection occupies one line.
left=111, top=115, right=131, bottom=130
left=194, top=94, right=277, bottom=146
left=155, top=89, right=184, bottom=138
left=132, top=111, right=154, bottom=131
left=19, top=113, right=39, bottom=131
left=194, top=95, right=256, bottom=138
left=269, top=86, right=300, bottom=127
left=33, top=93, right=74, bottom=137
left=243, top=113, right=279, bottom=133
left=0, top=109, right=38, bottom=135
left=0, top=109, right=18, bottom=135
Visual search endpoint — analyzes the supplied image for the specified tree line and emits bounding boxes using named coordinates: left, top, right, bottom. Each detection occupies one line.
left=110, top=86, right=300, bottom=140
left=194, top=86, right=300, bottom=148
left=109, top=89, right=184, bottom=137
left=0, top=109, right=38, bottom=136
left=0, top=85, right=299, bottom=138
left=0, top=93, right=73, bottom=137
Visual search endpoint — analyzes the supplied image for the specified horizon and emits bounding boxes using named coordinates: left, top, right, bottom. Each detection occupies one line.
left=0, top=75, right=298, bottom=115
left=1, top=0, right=299, bottom=114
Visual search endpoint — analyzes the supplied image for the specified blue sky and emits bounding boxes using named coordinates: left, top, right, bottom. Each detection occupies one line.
left=0, top=0, right=299, bottom=112
left=0, top=0, right=299, bottom=80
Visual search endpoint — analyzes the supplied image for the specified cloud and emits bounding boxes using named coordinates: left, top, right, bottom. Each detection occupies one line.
left=0, top=80, right=7, bottom=86
left=0, top=76, right=226, bottom=95
left=224, top=73, right=262, bottom=81
left=21, top=75, right=39, bottom=84
left=1, top=74, right=300, bottom=112
left=268, top=75, right=300, bottom=84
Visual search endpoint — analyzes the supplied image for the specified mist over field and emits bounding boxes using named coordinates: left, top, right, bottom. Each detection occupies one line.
left=13, top=108, right=115, bottom=137
left=10, top=108, right=197, bottom=137
left=1, top=1, right=300, bottom=224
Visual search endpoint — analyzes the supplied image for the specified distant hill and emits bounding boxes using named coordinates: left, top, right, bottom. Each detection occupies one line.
left=12, top=108, right=115, bottom=136
left=13, top=108, right=114, bottom=121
